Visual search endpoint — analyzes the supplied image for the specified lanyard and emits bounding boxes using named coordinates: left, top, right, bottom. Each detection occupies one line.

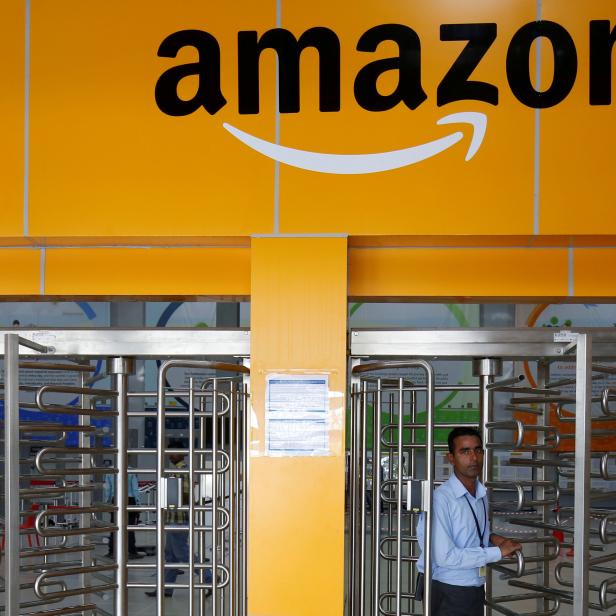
left=464, top=494, right=487, bottom=548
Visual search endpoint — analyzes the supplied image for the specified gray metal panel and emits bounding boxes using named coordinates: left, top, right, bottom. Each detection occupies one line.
left=0, top=328, right=250, bottom=357
left=350, top=328, right=616, bottom=359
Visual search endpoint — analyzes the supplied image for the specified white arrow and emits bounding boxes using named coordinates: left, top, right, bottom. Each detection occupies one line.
left=222, top=111, right=487, bottom=175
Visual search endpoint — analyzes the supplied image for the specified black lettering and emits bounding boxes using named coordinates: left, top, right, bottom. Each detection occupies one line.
left=590, top=20, right=616, bottom=105
left=506, top=21, right=577, bottom=108
left=237, top=27, right=340, bottom=114
left=354, top=24, right=427, bottom=112
left=437, top=23, right=498, bottom=106
left=155, top=30, right=226, bottom=116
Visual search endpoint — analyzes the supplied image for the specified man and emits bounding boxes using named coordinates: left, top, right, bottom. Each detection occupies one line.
left=146, top=440, right=189, bottom=598
left=104, top=464, right=143, bottom=559
left=416, top=427, right=522, bottom=616
left=145, top=440, right=212, bottom=599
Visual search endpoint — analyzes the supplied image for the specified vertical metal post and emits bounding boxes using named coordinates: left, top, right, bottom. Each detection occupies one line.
left=189, top=378, right=195, bottom=616
left=212, top=379, right=219, bottom=616
left=349, top=382, right=358, bottom=616
left=474, top=358, right=502, bottom=616
left=156, top=362, right=167, bottom=616
left=421, top=361, right=435, bottom=616
left=410, top=388, right=417, bottom=615
left=79, top=368, right=93, bottom=616
left=349, top=359, right=361, bottom=616
left=230, top=381, right=238, bottom=616
left=359, top=381, right=368, bottom=616
left=536, top=360, right=551, bottom=614
left=4, top=333, right=20, bottom=616
left=371, top=379, right=382, bottom=616
left=573, top=334, right=591, bottom=616
left=395, top=379, right=404, bottom=616
left=108, top=357, right=134, bottom=616
left=387, top=390, right=394, bottom=608
left=198, top=383, right=207, bottom=616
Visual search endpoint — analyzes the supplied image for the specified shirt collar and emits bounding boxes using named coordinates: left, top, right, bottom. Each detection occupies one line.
left=449, top=471, right=486, bottom=500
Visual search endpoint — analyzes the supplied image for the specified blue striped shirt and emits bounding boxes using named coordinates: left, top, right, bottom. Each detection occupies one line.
left=416, top=473, right=502, bottom=586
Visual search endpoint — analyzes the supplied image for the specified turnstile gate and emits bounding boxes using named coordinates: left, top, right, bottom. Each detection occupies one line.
left=0, top=329, right=250, bottom=616
left=348, top=329, right=616, bottom=616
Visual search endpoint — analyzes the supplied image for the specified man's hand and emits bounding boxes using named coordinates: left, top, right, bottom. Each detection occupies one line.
left=499, top=539, right=523, bottom=558
left=489, top=534, right=506, bottom=548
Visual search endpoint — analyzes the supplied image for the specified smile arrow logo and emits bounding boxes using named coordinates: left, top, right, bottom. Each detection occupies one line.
left=223, top=111, right=487, bottom=175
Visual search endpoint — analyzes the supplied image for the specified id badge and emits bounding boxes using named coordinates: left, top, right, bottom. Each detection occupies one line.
left=479, top=566, right=486, bottom=577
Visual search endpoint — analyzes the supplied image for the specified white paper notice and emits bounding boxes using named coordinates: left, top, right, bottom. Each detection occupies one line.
left=266, top=373, right=330, bottom=456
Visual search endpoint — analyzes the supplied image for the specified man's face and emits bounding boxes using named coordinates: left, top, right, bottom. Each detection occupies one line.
left=169, top=453, right=184, bottom=465
left=447, top=434, right=484, bottom=481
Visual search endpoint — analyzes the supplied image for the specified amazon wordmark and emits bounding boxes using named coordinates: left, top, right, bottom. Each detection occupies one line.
left=155, top=21, right=616, bottom=117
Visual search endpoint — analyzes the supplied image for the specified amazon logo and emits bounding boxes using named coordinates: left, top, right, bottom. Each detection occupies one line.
left=155, top=20, right=616, bottom=174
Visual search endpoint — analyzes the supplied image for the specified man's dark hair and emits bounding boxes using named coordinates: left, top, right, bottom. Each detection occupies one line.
left=168, top=438, right=186, bottom=449
left=448, top=427, right=482, bottom=453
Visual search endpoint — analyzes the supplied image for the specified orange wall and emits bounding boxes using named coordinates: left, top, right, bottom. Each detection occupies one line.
left=249, top=238, right=347, bottom=616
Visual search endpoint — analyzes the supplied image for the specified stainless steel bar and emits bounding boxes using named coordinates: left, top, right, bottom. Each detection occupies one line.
left=212, top=378, right=219, bottom=616
left=546, top=375, right=603, bottom=388
left=477, top=358, right=499, bottom=616
left=359, top=381, right=368, bottom=616
left=198, top=382, right=207, bottom=616
left=4, top=333, right=20, bottom=616
left=19, top=361, right=94, bottom=372
left=504, top=405, right=542, bottom=415
left=574, top=334, right=592, bottom=616
left=22, top=605, right=98, bottom=616
left=34, top=564, right=118, bottom=600
left=189, top=378, right=195, bottom=616
left=485, top=375, right=525, bottom=390
left=509, top=396, right=575, bottom=404
left=410, top=386, right=417, bottom=614
left=492, top=386, right=560, bottom=395
left=592, top=362, right=616, bottom=375
left=79, top=369, right=93, bottom=616
left=395, top=379, right=403, bottom=616
left=535, top=359, right=550, bottom=615
left=127, top=390, right=233, bottom=399
left=387, top=389, right=394, bottom=613
left=371, top=379, right=383, bottom=616
left=419, top=362, right=435, bottom=616
left=109, top=358, right=132, bottom=616
left=349, top=384, right=358, bottom=616
left=230, top=381, right=237, bottom=616
left=157, top=361, right=168, bottom=616
left=16, top=336, right=50, bottom=353
left=35, top=447, right=118, bottom=475
left=219, top=386, right=227, bottom=616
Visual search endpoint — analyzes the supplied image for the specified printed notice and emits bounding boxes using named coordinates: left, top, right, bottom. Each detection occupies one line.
left=266, top=374, right=329, bottom=456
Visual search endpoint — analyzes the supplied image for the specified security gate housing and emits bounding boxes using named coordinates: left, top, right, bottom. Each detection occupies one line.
left=0, top=328, right=250, bottom=616
left=349, top=328, right=616, bottom=616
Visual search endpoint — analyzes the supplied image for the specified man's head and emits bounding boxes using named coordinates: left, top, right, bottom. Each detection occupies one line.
left=447, top=427, right=484, bottom=482
left=168, top=438, right=186, bottom=465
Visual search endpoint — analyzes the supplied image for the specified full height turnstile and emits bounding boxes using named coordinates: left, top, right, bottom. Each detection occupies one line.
left=348, top=328, right=616, bottom=616
left=0, top=328, right=250, bottom=616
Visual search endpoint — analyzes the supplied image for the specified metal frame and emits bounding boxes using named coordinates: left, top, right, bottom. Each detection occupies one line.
left=0, top=328, right=250, bottom=358
left=350, top=327, right=616, bottom=360
left=349, top=328, right=609, bottom=616
left=1, top=329, right=250, bottom=616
